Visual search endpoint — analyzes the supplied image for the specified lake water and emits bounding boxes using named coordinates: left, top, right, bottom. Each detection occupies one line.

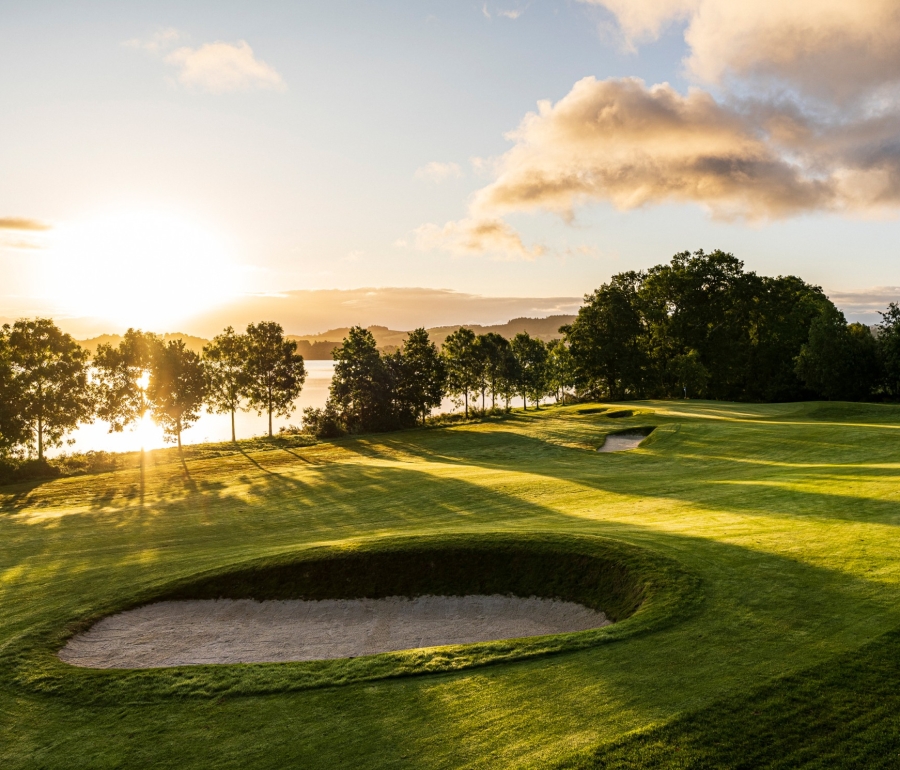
left=57, top=360, right=338, bottom=456
left=53, top=360, right=549, bottom=456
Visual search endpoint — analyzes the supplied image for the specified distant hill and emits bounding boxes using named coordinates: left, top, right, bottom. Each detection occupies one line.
left=287, top=316, right=575, bottom=358
left=76, top=333, right=210, bottom=357
left=76, top=316, right=577, bottom=360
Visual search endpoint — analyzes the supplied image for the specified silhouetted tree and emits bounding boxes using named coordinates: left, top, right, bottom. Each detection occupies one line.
left=443, top=327, right=479, bottom=418
left=669, top=350, right=709, bottom=399
left=4, top=318, right=93, bottom=460
left=147, top=339, right=206, bottom=453
left=396, top=328, right=445, bottom=424
left=795, top=307, right=878, bottom=400
left=878, top=303, right=900, bottom=398
left=329, top=326, right=390, bottom=432
left=511, top=332, right=548, bottom=410
left=94, top=329, right=162, bottom=434
left=244, top=322, right=306, bottom=437
left=564, top=274, right=648, bottom=400
left=0, top=328, right=28, bottom=453
left=545, top=338, right=575, bottom=403
left=478, top=332, right=510, bottom=410
left=203, top=326, right=248, bottom=442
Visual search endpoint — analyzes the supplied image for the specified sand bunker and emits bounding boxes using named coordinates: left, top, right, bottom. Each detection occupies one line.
left=598, top=433, right=647, bottom=452
left=59, top=595, right=610, bottom=668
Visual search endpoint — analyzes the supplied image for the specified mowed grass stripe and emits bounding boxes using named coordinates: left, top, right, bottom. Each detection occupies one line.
left=2, top=400, right=900, bottom=767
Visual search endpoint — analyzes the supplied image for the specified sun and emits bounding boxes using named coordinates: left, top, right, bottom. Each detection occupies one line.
left=44, top=209, right=240, bottom=331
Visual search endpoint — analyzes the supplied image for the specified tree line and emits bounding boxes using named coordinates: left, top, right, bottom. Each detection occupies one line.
left=3, top=249, right=900, bottom=458
left=0, top=320, right=306, bottom=460
left=563, top=250, right=899, bottom=403
left=302, top=325, right=570, bottom=437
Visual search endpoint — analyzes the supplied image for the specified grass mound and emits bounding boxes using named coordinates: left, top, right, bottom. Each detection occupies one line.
left=14, top=533, right=697, bottom=702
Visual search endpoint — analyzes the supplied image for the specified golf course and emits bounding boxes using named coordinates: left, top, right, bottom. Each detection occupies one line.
left=3, top=400, right=900, bottom=768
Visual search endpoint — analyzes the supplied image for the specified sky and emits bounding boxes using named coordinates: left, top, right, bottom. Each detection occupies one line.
left=2, top=0, right=900, bottom=334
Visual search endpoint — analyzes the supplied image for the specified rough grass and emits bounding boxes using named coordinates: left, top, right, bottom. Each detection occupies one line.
left=3, top=400, right=900, bottom=767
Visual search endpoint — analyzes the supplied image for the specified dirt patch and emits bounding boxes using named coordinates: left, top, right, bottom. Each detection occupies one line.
left=59, top=595, right=610, bottom=668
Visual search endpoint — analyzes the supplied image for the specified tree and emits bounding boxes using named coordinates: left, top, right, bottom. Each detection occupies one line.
left=0, top=329, right=27, bottom=454
left=669, top=350, right=709, bottom=399
left=244, top=322, right=307, bottom=437
left=328, top=326, right=391, bottom=433
left=478, top=332, right=510, bottom=410
left=545, top=338, right=575, bottom=403
left=511, top=332, right=548, bottom=410
left=147, top=339, right=206, bottom=452
left=395, top=328, right=445, bottom=424
left=203, top=327, right=248, bottom=442
left=4, top=318, right=93, bottom=461
left=564, top=274, right=648, bottom=400
left=443, top=327, right=479, bottom=418
left=795, top=306, right=878, bottom=401
left=878, top=302, right=900, bottom=398
left=94, top=329, right=162, bottom=434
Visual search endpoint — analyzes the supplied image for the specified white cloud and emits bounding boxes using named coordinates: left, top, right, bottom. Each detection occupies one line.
left=124, top=30, right=285, bottom=93
left=415, top=162, right=463, bottom=183
left=583, top=0, right=900, bottom=103
left=415, top=217, right=544, bottom=260
left=165, top=41, right=286, bottom=93
left=122, top=27, right=183, bottom=53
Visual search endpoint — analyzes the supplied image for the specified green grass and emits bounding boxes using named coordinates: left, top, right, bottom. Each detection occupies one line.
left=3, top=400, right=900, bottom=767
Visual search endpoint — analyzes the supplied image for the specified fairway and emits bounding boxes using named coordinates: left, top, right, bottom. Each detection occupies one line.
left=3, top=400, right=900, bottom=767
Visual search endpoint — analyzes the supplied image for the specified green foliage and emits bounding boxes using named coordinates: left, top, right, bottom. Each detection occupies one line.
left=147, top=340, right=207, bottom=449
left=878, top=302, right=900, bottom=397
left=244, top=321, right=307, bottom=437
left=329, top=325, right=393, bottom=432
left=202, top=326, right=248, bottom=442
left=564, top=251, right=838, bottom=402
left=301, top=402, right=345, bottom=438
left=393, top=328, right=446, bottom=425
left=442, top=326, right=479, bottom=417
left=0, top=331, right=27, bottom=453
left=3, top=318, right=93, bottom=460
left=795, top=307, right=879, bottom=400
left=93, top=328, right=162, bottom=433
left=669, top=349, right=709, bottom=398
left=546, top=338, right=575, bottom=402
left=565, top=272, right=648, bottom=399
left=511, top=331, right=548, bottom=408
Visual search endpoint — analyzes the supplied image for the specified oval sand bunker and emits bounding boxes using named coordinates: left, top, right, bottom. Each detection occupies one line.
left=598, top=433, right=647, bottom=452
left=59, top=595, right=611, bottom=668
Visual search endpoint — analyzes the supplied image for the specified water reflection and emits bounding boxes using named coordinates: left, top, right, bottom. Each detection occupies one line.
left=57, top=360, right=337, bottom=456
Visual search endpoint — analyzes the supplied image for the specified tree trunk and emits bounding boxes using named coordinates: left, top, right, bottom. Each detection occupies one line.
left=37, top=413, right=43, bottom=461
left=464, top=391, right=468, bottom=419
left=231, top=407, right=236, bottom=442
left=523, top=393, right=527, bottom=411
left=268, top=387, right=273, bottom=437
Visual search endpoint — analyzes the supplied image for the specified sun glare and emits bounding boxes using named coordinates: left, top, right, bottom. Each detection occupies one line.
left=44, top=209, right=239, bottom=330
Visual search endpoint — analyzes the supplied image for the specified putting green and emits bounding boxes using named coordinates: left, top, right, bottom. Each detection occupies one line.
left=2, top=400, right=900, bottom=767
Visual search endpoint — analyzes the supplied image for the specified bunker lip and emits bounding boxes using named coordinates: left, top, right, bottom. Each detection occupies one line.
left=27, top=533, right=699, bottom=700
left=598, top=426, right=656, bottom=453
left=58, top=595, right=612, bottom=669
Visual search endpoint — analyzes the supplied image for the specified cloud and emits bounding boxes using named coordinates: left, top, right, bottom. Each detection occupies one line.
left=124, top=30, right=285, bottom=93
left=423, top=3, right=900, bottom=255
left=164, top=41, right=286, bottom=93
left=584, top=0, right=900, bottom=103
left=122, top=28, right=183, bottom=53
left=415, top=162, right=463, bottom=183
left=0, top=217, right=51, bottom=231
left=415, top=217, right=544, bottom=260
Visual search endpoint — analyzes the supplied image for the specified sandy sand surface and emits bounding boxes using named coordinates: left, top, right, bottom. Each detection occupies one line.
left=59, top=595, right=610, bottom=668
left=598, top=433, right=647, bottom=452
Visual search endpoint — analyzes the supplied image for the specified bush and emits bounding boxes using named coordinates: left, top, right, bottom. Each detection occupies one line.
left=301, top=403, right=344, bottom=439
